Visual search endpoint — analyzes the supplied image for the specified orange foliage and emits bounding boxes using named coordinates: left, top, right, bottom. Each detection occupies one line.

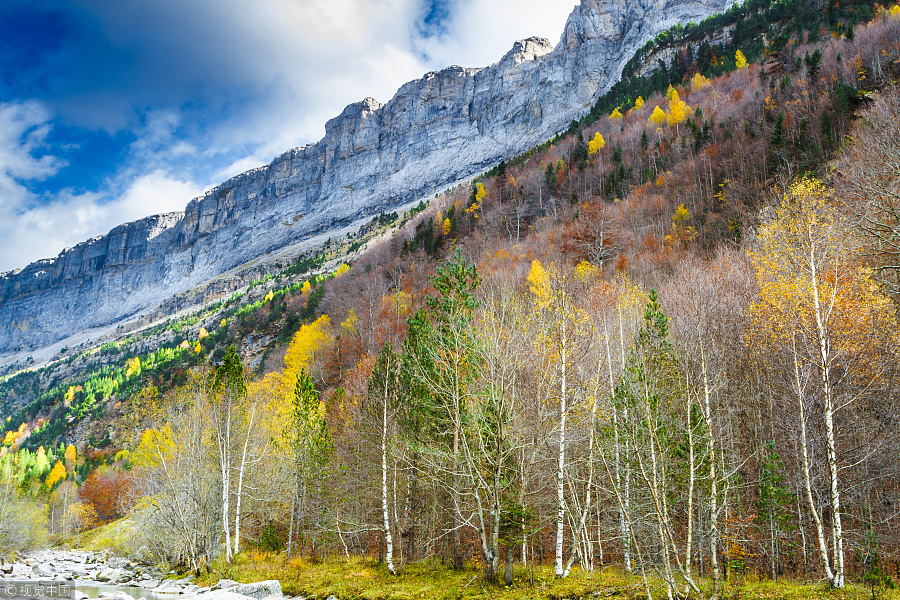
left=79, top=471, right=134, bottom=523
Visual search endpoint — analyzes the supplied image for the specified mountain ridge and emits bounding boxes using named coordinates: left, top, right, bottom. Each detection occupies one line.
left=0, top=0, right=733, bottom=361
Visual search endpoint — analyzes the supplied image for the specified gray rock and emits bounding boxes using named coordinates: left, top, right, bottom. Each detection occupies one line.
left=139, top=579, right=161, bottom=589
left=231, top=581, right=281, bottom=600
left=153, top=580, right=184, bottom=595
left=212, top=580, right=239, bottom=591
left=70, top=592, right=90, bottom=600
left=32, top=564, right=56, bottom=577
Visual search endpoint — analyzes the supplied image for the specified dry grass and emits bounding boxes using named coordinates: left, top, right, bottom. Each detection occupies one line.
left=192, top=554, right=900, bottom=600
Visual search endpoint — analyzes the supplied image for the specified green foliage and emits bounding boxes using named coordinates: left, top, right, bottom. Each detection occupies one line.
left=214, top=346, right=248, bottom=399
left=259, top=522, right=285, bottom=552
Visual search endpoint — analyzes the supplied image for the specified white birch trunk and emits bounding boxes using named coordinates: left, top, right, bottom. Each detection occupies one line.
left=233, top=406, right=256, bottom=556
left=698, top=328, right=721, bottom=598
left=221, top=408, right=232, bottom=562
left=555, top=319, right=567, bottom=577
left=382, top=389, right=396, bottom=575
left=792, top=330, right=836, bottom=583
left=809, top=251, right=845, bottom=588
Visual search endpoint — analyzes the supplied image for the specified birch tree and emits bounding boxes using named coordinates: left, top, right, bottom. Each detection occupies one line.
left=749, top=177, right=898, bottom=588
left=211, top=346, right=248, bottom=563
left=368, top=343, right=402, bottom=574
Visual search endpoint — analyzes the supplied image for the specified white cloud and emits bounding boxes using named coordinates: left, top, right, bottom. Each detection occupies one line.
left=0, top=171, right=205, bottom=273
left=0, top=101, right=65, bottom=203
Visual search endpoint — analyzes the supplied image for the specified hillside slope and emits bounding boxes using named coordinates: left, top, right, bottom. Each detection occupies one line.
left=0, top=0, right=732, bottom=364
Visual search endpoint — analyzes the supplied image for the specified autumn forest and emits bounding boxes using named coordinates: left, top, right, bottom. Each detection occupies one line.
left=3, top=2, right=900, bottom=599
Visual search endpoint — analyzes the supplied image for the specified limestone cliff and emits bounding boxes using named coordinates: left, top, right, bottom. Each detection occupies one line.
left=0, top=0, right=732, bottom=358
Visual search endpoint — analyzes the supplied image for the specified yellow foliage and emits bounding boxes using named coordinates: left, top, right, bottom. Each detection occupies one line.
left=588, top=132, right=606, bottom=155
left=475, top=182, right=487, bottom=202
left=666, top=85, right=677, bottom=100
left=666, top=203, right=698, bottom=248
left=335, top=263, right=351, bottom=277
left=341, top=308, right=359, bottom=335
left=656, top=174, right=665, bottom=186
left=574, top=261, right=599, bottom=281
left=527, top=260, right=551, bottom=309
left=466, top=183, right=487, bottom=219
left=649, top=106, right=667, bottom=127
left=64, top=444, right=77, bottom=471
left=220, top=318, right=227, bottom=328
left=179, top=340, right=190, bottom=350
left=691, top=72, right=711, bottom=91
left=198, top=327, right=209, bottom=339
left=384, top=291, right=411, bottom=316
left=64, top=386, right=75, bottom=407
left=301, top=280, right=311, bottom=295
left=609, top=107, right=623, bottom=120
left=736, top=49, right=748, bottom=69
left=193, top=342, right=202, bottom=354
left=131, top=426, right=175, bottom=468
left=264, top=290, right=275, bottom=303
left=634, top=96, right=645, bottom=110
left=3, top=430, right=18, bottom=447
left=667, top=95, right=691, bottom=127
left=284, top=314, right=332, bottom=380
left=442, top=218, right=451, bottom=236
left=125, top=357, right=141, bottom=379
left=44, top=461, right=65, bottom=489
left=749, top=177, right=898, bottom=381
left=892, top=4, right=900, bottom=17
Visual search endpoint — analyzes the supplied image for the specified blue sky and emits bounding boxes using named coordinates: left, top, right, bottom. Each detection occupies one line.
left=0, top=0, right=575, bottom=273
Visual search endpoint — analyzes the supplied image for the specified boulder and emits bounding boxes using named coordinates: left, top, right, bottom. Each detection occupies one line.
left=212, top=580, right=239, bottom=591
left=231, top=581, right=281, bottom=600
left=153, top=579, right=184, bottom=595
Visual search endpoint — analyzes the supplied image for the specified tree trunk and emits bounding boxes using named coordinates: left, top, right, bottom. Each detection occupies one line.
left=555, top=320, right=568, bottom=577
left=792, top=330, right=836, bottom=584
left=233, top=406, right=256, bottom=556
left=287, top=469, right=298, bottom=556
left=810, top=230, right=844, bottom=588
left=221, top=408, right=232, bottom=563
left=698, top=328, right=721, bottom=598
left=382, top=391, right=396, bottom=575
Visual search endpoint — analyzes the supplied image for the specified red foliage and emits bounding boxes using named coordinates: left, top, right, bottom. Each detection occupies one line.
left=79, top=471, right=134, bottom=523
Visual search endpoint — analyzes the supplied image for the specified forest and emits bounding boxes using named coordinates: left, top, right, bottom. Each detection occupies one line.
left=3, top=2, right=900, bottom=599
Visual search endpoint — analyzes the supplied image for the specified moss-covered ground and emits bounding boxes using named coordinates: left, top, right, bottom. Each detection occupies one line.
left=191, top=552, right=900, bottom=600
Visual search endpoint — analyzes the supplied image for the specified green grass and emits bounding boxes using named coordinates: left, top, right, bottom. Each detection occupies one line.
left=70, top=517, right=135, bottom=555
left=193, top=553, right=900, bottom=600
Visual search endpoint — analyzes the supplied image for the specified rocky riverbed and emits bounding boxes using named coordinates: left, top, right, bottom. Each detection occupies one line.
left=0, top=551, right=323, bottom=600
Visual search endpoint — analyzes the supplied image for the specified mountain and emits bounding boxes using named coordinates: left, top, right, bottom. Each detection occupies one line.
left=0, top=0, right=733, bottom=362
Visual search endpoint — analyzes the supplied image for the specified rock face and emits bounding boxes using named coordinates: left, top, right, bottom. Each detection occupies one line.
left=0, top=0, right=732, bottom=358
